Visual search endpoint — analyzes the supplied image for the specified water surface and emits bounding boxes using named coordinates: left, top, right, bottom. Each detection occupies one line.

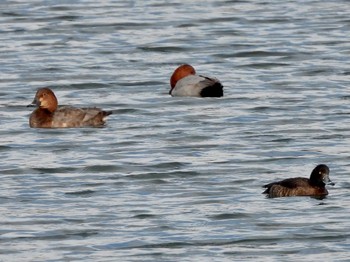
left=1, top=0, right=350, bottom=261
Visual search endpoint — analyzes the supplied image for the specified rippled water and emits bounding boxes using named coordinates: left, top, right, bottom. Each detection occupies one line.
left=1, top=0, right=350, bottom=261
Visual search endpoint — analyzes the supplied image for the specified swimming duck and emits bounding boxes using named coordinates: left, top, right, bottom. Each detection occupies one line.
left=169, top=64, right=223, bottom=97
left=29, top=87, right=112, bottom=128
left=262, top=164, right=334, bottom=198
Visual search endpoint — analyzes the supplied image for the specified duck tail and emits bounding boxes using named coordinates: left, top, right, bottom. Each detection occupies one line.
left=200, top=81, right=224, bottom=97
left=103, top=110, right=113, bottom=117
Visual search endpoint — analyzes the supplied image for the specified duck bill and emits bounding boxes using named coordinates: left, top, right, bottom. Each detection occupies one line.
left=327, top=180, right=335, bottom=186
left=323, top=175, right=335, bottom=186
left=27, top=98, right=37, bottom=107
left=325, top=178, right=335, bottom=186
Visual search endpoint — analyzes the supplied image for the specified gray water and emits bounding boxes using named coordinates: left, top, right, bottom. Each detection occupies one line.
left=1, top=0, right=350, bottom=261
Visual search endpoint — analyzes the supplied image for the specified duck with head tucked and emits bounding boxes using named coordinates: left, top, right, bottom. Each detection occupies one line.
left=263, top=164, right=334, bottom=198
left=29, top=87, right=112, bottom=128
left=169, top=64, right=223, bottom=97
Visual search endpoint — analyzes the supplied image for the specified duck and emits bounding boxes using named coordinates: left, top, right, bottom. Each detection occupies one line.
left=262, top=164, right=334, bottom=198
left=169, top=64, right=223, bottom=97
left=28, top=87, right=112, bottom=128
